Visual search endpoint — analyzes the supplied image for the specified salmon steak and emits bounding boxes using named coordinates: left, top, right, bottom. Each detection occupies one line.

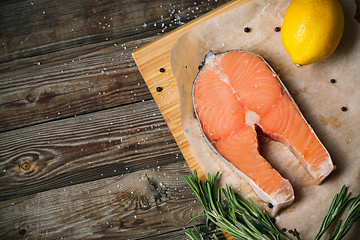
left=192, top=50, right=335, bottom=214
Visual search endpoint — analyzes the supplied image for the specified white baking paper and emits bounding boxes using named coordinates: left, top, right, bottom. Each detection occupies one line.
left=170, top=0, right=360, bottom=239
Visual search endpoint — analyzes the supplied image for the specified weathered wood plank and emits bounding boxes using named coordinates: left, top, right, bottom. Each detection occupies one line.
left=0, top=161, right=214, bottom=240
left=0, top=0, right=230, bottom=132
left=0, top=0, right=228, bottom=63
left=0, top=40, right=152, bottom=132
left=0, top=100, right=184, bottom=201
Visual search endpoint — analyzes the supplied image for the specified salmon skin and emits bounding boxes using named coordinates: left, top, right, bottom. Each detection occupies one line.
left=192, top=50, right=335, bottom=215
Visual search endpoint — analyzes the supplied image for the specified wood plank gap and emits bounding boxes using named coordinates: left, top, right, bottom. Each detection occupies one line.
left=0, top=161, right=202, bottom=239
left=135, top=224, right=224, bottom=240
left=0, top=100, right=182, bottom=201
left=0, top=97, right=155, bottom=134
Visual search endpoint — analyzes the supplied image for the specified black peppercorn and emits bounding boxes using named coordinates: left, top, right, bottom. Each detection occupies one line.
left=156, top=87, right=163, bottom=92
left=244, top=27, right=250, bottom=33
left=330, top=79, right=336, bottom=83
left=268, top=203, right=273, bottom=208
left=282, top=228, right=287, bottom=232
left=159, top=68, right=165, bottom=73
left=275, top=27, right=281, bottom=32
left=341, top=106, right=348, bottom=112
left=288, top=230, right=294, bottom=234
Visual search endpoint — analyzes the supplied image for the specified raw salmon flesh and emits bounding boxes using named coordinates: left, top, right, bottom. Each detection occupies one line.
left=192, top=50, right=335, bottom=215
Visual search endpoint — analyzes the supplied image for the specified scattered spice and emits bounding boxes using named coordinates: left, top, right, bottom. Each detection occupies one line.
left=330, top=79, right=336, bottom=83
left=244, top=27, right=250, bottom=33
left=159, top=68, right=165, bottom=73
left=282, top=228, right=287, bottom=232
left=268, top=203, right=273, bottom=208
left=275, top=26, right=281, bottom=32
left=341, top=106, right=348, bottom=112
left=288, top=229, right=294, bottom=234
left=156, top=87, right=163, bottom=92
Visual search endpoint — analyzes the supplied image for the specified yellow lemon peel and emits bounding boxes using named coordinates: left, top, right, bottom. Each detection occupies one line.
left=281, top=0, right=344, bottom=66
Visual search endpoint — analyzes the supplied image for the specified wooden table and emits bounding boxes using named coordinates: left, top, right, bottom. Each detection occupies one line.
left=0, top=0, right=231, bottom=239
left=1, top=1, right=360, bottom=240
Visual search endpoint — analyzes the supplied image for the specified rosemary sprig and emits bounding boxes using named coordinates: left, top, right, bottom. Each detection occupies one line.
left=185, top=171, right=360, bottom=240
left=327, top=192, right=360, bottom=240
left=184, top=171, right=292, bottom=240
left=185, top=225, right=220, bottom=240
left=186, top=226, right=205, bottom=240
left=222, top=185, right=289, bottom=240
left=314, top=186, right=352, bottom=240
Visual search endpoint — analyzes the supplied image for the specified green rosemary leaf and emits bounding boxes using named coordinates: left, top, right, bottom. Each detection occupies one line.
left=185, top=171, right=292, bottom=240
left=189, top=213, right=207, bottom=225
left=329, top=219, right=342, bottom=239
left=185, top=229, right=197, bottom=240
left=222, top=186, right=255, bottom=218
left=185, top=171, right=360, bottom=240
left=314, top=185, right=352, bottom=240
left=293, top=229, right=301, bottom=240
left=186, top=226, right=204, bottom=240
left=205, top=216, right=210, bottom=230
left=242, top=215, right=266, bottom=239
left=328, top=192, right=360, bottom=240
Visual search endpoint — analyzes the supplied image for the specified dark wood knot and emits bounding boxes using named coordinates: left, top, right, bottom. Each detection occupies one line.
left=18, top=228, right=27, bottom=236
left=26, top=94, right=36, bottom=103
left=19, top=160, right=32, bottom=172
left=18, top=224, right=30, bottom=237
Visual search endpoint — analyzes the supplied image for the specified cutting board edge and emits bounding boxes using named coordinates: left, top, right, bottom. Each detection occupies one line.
left=132, top=0, right=253, bottom=181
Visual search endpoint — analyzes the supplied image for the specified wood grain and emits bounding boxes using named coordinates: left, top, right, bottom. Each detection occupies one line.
left=0, top=0, right=229, bottom=63
left=0, top=0, right=244, bottom=239
left=0, top=0, right=230, bottom=132
left=7, top=0, right=357, bottom=239
left=0, top=1, right=234, bottom=239
left=0, top=41, right=152, bottom=133
left=0, top=161, right=209, bottom=239
left=0, top=100, right=184, bottom=201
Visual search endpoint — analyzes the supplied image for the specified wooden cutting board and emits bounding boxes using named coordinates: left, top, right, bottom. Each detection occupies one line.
left=132, top=0, right=251, bottom=181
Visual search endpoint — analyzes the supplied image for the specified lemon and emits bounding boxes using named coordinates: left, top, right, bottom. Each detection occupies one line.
left=281, top=0, right=344, bottom=66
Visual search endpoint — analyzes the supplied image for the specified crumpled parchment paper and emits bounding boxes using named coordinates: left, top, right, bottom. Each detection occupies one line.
left=169, top=0, right=360, bottom=238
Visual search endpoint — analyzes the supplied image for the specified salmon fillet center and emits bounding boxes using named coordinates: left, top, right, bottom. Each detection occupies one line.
left=193, top=50, right=335, bottom=215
